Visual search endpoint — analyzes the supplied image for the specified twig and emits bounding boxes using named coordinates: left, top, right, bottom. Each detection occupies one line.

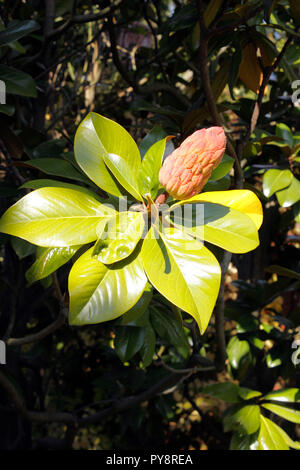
left=51, top=272, right=65, bottom=305
left=239, top=35, right=293, bottom=154
left=7, top=308, right=67, bottom=346
left=0, top=368, right=191, bottom=425
left=46, top=0, right=122, bottom=39
left=107, top=15, right=190, bottom=108
left=197, top=10, right=243, bottom=188
left=155, top=357, right=215, bottom=374
left=214, top=251, right=231, bottom=371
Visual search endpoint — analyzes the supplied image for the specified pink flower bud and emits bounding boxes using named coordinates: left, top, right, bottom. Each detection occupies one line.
left=159, top=127, right=226, bottom=200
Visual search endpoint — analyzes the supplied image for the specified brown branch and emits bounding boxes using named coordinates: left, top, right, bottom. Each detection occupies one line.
left=47, top=0, right=123, bottom=39
left=0, top=367, right=191, bottom=426
left=7, top=308, right=67, bottom=347
left=197, top=14, right=243, bottom=188
left=239, top=35, right=293, bottom=153
left=107, top=15, right=190, bottom=108
left=214, top=251, right=231, bottom=371
left=197, top=1, right=237, bottom=371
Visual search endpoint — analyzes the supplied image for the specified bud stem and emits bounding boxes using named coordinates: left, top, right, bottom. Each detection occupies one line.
left=155, top=191, right=169, bottom=205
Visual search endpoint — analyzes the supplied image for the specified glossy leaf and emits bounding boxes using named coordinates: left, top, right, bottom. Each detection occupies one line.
left=138, top=137, right=172, bottom=199
left=0, top=65, right=37, bottom=97
left=11, top=236, right=35, bottom=259
left=142, top=226, right=221, bottom=334
left=209, top=154, right=234, bottom=181
left=103, top=152, right=142, bottom=201
left=262, top=402, right=300, bottom=423
left=270, top=420, right=300, bottom=450
left=68, top=247, right=147, bottom=325
left=0, top=187, right=116, bottom=247
left=0, top=20, right=40, bottom=46
left=203, top=382, right=242, bottom=403
left=74, top=112, right=141, bottom=199
left=276, top=176, right=300, bottom=207
left=258, top=415, right=289, bottom=450
left=173, top=189, right=263, bottom=230
left=263, top=169, right=293, bottom=197
left=26, top=245, right=82, bottom=285
left=265, top=265, right=300, bottom=281
left=238, top=387, right=262, bottom=401
left=263, top=388, right=300, bottom=403
left=230, top=431, right=259, bottom=450
left=139, top=325, right=156, bottom=367
left=168, top=202, right=260, bottom=253
left=202, top=175, right=231, bottom=192
left=93, top=211, right=145, bottom=264
left=276, top=123, right=294, bottom=148
left=150, top=307, right=190, bottom=358
left=227, top=336, right=251, bottom=370
left=139, top=125, right=168, bottom=158
left=224, top=403, right=261, bottom=435
left=119, top=283, right=153, bottom=325
left=20, top=179, right=103, bottom=201
left=24, top=158, right=91, bottom=185
left=114, top=326, right=144, bottom=362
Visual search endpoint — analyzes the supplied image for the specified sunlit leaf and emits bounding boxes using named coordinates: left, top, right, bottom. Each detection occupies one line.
left=167, top=202, right=259, bottom=253
left=172, top=189, right=263, bottom=230
left=93, top=211, right=145, bottom=264
left=276, top=176, right=300, bottom=207
left=26, top=245, right=82, bottom=285
left=142, top=225, right=221, bottom=334
left=263, top=169, right=293, bottom=197
left=262, top=402, right=300, bottom=423
left=69, top=246, right=147, bottom=325
left=74, top=112, right=141, bottom=199
left=0, top=187, right=116, bottom=247
left=258, top=415, right=289, bottom=450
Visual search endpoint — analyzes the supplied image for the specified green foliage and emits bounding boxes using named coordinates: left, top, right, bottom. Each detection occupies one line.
left=205, top=383, right=300, bottom=450
left=0, top=112, right=262, bottom=334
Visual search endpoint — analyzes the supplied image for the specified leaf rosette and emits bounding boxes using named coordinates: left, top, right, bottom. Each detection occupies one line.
left=0, top=112, right=263, bottom=333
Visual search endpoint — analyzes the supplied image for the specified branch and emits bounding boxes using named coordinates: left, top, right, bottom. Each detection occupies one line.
left=47, top=0, right=123, bottom=39
left=107, top=15, right=190, bottom=108
left=0, top=368, right=191, bottom=426
left=214, top=251, right=231, bottom=371
left=197, top=8, right=243, bottom=189
left=7, top=307, right=67, bottom=347
left=240, top=35, right=293, bottom=152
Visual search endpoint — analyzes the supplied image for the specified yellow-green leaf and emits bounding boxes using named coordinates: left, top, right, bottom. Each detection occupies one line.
left=0, top=187, right=116, bottom=247
left=74, top=112, right=141, bottom=199
left=93, top=211, right=145, bottom=264
left=263, top=169, right=293, bottom=198
left=69, top=246, right=147, bottom=325
left=262, top=403, right=300, bottom=424
left=173, top=189, right=263, bottom=230
left=141, top=225, right=221, bottom=334
left=167, top=202, right=259, bottom=253
left=276, top=176, right=300, bottom=207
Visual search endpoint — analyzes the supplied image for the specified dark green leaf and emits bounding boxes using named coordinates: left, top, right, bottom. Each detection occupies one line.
left=0, top=65, right=37, bottom=97
left=114, top=326, right=144, bottom=362
left=0, top=20, right=40, bottom=46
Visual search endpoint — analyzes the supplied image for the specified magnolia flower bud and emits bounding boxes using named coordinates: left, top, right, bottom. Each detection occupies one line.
left=159, top=127, right=226, bottom=200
